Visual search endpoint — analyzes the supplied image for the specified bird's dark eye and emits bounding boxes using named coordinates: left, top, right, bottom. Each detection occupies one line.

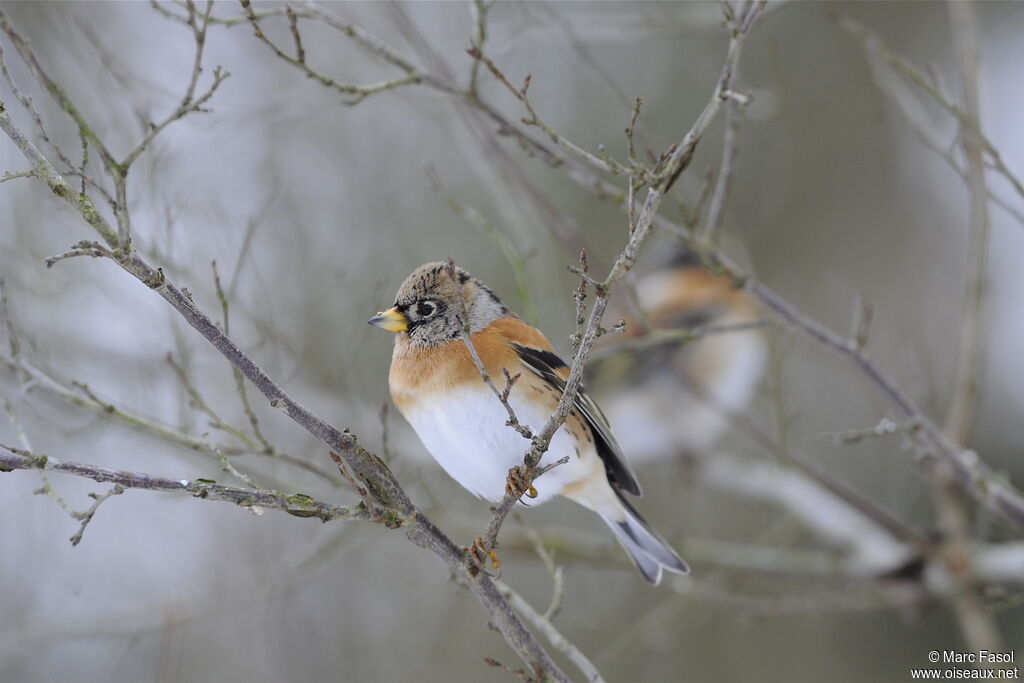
left=416, top=301, right=437, bottom=317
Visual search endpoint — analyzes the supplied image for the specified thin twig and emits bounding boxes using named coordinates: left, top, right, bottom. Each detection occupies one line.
left=0, top=169, right=32, bottom=183
left=935, top=0, right=1003, bottom=654
left=165, top=351, right=251, bottom=445
left=587, top=318, right=775, bottom=363
left=0, top=445, right=369, bottom=523
left=446, top=259, right=534, bottom=441
left=239, top=0, right=423, bottom=106
left=652, top=217, right=1024, bottom=529
left=480, top=0, right=768, bottom=551
left=0, top=83, right=567, bottom=680
left=212, top=260, right=274, bottom=452
left=152, top=0, right=289, bottom=28
left=495, top=580, right=606, bottom=683
left=1, top=389, right=71, bottom=514
left=0, top=4, right=228, bottom=253
left=68, top=485, right=125, bottom=546
left=466, top=0, right=489, bottom=96
left=933, top=466, right=1004, bottom=653
left=833, top=9, right=1024, bottom=206
left=44, top=241, right=114, bottom=268
left=517, top=520, right=565, bottom=620
left=568, top=250, right=590, bottom=355
left=0, top=278, right=20, bottom=361
left=820, top=417, right=921, bottom=445
left=698, top=2, right=756, bottom=242
left=699, top=96, right=740, bottom=242
left=206, top=435, right=262, bottom=490
left=123, top=0, right=227, bottom=171
left=0, top=349, right=339, bottom=484
left=0, top=40, right=84, bottom=182
left=943, top=1, right=990, bottom=447
left=467, top=47, right=643, bottom=182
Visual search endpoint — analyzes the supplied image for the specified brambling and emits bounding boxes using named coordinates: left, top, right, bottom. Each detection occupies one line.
left=369, top=262, right=689, bottom=584
left=590, top=249, right=767, bottom=461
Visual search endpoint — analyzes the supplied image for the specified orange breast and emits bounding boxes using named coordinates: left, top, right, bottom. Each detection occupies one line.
left=388, top=317, right=590, bottom=439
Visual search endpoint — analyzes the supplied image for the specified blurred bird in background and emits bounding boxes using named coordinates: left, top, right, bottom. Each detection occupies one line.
left=588, top=247, right=768, bottom=463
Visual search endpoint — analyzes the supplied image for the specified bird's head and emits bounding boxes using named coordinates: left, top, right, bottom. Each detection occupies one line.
left=368, top=261, right=509, bottom=347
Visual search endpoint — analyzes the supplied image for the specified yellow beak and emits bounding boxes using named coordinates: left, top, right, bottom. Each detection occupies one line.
left=367, top=306, right=408, bottom=332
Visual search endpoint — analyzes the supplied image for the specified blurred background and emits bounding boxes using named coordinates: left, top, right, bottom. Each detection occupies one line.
left=0, top=1, right=1022, bottom=681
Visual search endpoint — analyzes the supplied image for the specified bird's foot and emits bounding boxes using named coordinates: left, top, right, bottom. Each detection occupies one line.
left=505, top=465, right=538, bottom=500
left=464, top=536, right=501, bottom=576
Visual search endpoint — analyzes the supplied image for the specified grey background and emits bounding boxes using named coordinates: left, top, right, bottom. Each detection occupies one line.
left=0, top=2, right=1022, bottom=682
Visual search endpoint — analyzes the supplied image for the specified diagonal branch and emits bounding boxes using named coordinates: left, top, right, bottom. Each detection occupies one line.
left=0, top=83, right=567, bottom=683
left=1, top=4, right=229, bottom=253
left=480, top=1, right=768, bottom=552
left=197, top=0, right=1024, bottom=530
left=833, top=10, right=1024, bottom=207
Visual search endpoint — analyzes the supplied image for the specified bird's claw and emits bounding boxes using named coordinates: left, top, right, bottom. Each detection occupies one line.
left=505, top=465, right=538, bottom=499
left=464, top=536, right=501, bottom=576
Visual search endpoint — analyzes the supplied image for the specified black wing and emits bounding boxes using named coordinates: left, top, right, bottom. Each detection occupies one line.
left=513, top=344, right=642, bottom=497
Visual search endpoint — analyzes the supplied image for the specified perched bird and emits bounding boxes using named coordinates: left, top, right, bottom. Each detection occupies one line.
left=369, top=262, right=688, bottom=584
left=589, top=249, right=767, bottom=462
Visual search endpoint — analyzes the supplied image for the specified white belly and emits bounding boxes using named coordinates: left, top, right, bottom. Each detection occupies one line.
left=401, top=385, right=594, bottom=504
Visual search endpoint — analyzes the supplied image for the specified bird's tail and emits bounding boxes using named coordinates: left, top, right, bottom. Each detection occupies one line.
left=601, top=493, right=689, bottom=585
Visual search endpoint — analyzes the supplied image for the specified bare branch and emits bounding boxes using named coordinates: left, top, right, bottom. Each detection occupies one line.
left=121, top=44, right=229, bottom=169
left=0, top=72, right=567, bottom=681
left=197, top=0, right=1024, bottom=531
left=446, top=259, right=534, bottom=441
left=206, top=435, right=262, bottom=491
left=0, top=279, right=19, bottom=361
left=932, top=467, right=1004, bottom=653
left=587, top=317, right=776, bottom=363
left=820, top=417, right=921, bottom=445
left=833, top=9, right=1024, bottom=206
left=651, top=223, right=1024, bottom=529
left=239, top=0, right=424, bottom=106
left=699, top=96, right=741, bottom=242
left=0, top=168, right=31, bottom=183
left=516, top=520, right=565, bottom=620
left=212, top=260, right=274, bottom=453
left=68, top=484, right=124, bottom=546
left=152, top=0, right=288, bottom=28
left=943, top=0, right=990, bottom=447
left=0, top=347, right=337, bottom=485
left=44, top=240, right=115, bottom=268
left=466, top=0, right=490, bottom=96
left=467, top=47, right=642, bottom=181
left=480, top=0, right=768, bottom=552
left=568, top=250, right=591, bottom=355
left=697, top=1, right=760, bottom=242
left=0, top=14, right=119, bottom=177
left=495, top=580, right=606, bottom=683
left=0, top=445, right=369, bottom=523
left=165, top=351, right=252, bottom=446
left=933, top=0, right=1002, bottom=654
left=700, top=452, right=915, bottom=576
left=1, top=2, right=229, bottom=253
